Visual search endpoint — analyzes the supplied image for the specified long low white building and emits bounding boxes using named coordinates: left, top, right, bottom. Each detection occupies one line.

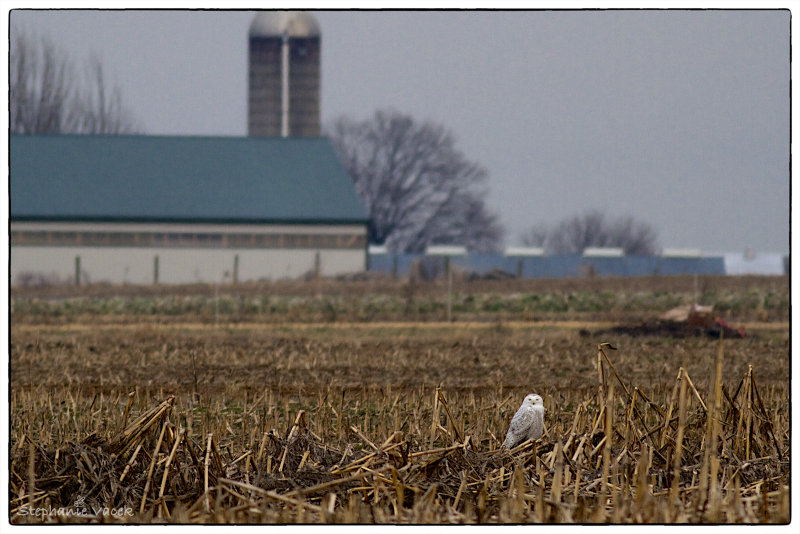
left=10, top=135, right=369, bottom=285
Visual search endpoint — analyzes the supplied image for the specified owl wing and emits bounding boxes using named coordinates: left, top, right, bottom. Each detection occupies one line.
left=502, top=406, right=534, bottom=449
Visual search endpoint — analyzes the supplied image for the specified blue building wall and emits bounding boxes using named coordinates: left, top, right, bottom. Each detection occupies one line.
left=367, top=253, right=726, bottom=278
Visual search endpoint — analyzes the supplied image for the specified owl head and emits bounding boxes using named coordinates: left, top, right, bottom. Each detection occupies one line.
left=523, top=394, right=543, bottom=407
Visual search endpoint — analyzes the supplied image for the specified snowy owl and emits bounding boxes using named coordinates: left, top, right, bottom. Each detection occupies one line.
left=501, top=393, right=544, bottom=449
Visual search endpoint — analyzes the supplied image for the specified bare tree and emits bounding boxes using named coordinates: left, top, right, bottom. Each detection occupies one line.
left=327, top=109, right=503, bottom=253
left=10, top=29, right=139, bottom=134
left=523, top=210, right=659, bottom=255
left=10, top=30, right=75, bottom=133
left=76, top=56, right=139, bottom=134
left=520, top=223, right=549, bottom=248
left=606, top=214, right=660, bottom=256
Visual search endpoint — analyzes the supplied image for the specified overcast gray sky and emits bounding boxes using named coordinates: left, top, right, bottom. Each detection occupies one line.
left=9, top=8, right=791, bottom=254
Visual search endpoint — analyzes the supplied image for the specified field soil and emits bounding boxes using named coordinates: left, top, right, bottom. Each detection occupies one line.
left=9, top=275, right=790, bottom=524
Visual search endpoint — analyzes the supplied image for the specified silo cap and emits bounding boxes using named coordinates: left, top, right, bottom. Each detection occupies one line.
left=249, top=11, right=321, bottom=38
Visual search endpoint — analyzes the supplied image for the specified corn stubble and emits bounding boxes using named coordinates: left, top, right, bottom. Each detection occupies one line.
left=9, top=327, right=788, bottom=525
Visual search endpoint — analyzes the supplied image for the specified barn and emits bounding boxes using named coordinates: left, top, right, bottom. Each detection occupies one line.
left=9, top=134, right=369, bottom=285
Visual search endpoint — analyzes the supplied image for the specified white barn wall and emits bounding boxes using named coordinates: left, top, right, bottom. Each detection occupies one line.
left=11, top=246, right=365, bottom=285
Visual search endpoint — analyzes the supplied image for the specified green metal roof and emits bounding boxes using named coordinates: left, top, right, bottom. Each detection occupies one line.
left=10, top=134, right=368, bottom=224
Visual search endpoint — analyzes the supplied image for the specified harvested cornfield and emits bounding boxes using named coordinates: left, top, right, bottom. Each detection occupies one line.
left=9, top=277, right=790, bottom=523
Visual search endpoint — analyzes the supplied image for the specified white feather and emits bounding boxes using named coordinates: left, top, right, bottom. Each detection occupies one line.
left=502, top=393, right=544, bottom=449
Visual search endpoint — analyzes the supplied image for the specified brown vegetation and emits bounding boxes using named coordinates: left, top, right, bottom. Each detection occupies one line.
left=9, top=303, right=789, bottom=523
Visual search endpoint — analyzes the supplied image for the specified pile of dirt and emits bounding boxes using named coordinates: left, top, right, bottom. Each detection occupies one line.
left=466, top=268, right=517, bottom=281
left=582, top=319, right=746, bottom=339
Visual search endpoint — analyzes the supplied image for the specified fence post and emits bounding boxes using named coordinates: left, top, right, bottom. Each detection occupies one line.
left=314, top=251, right=321, bottom=279
left=445, top=256, right=452, bottom=323
left=75, top=256, right=81, bottom=286
left=153, top=255, right=159, bottom=285
left=233, top=254, right=239, bottom=285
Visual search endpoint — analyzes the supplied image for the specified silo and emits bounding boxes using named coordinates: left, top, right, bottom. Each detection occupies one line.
left=248, top=11, right=321, bottom=137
